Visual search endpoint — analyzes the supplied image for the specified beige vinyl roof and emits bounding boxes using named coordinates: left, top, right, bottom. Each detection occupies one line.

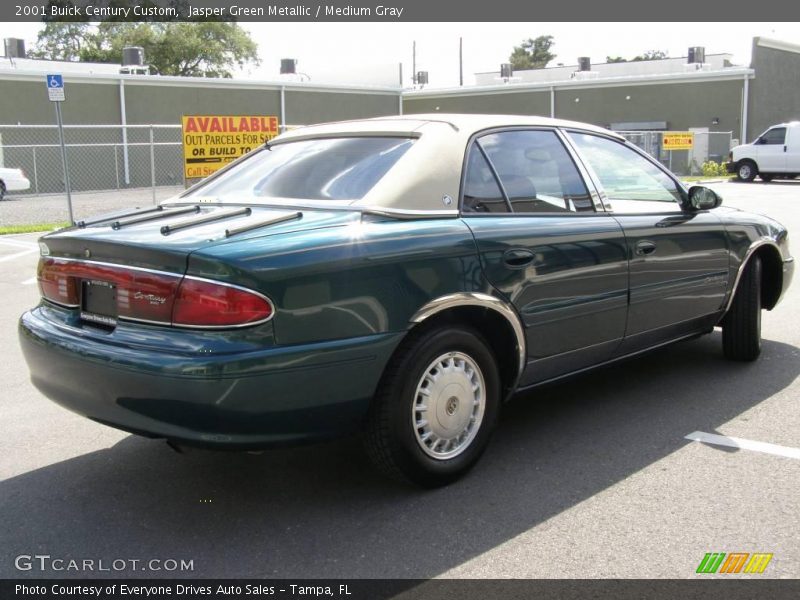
left=278, top=113, right=623, bottom=142
left=263, top=114, right=623, bottom=212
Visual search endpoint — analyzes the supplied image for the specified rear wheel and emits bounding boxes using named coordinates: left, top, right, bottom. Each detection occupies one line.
left=722, top=256, right=762, bottom=361
left=364, top=325, right=501, bottom=487
left=736, top=161, right=757, bottom=182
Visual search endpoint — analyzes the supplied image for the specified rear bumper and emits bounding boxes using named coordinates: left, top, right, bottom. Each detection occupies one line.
left=19, top=306, right=403, bottom=448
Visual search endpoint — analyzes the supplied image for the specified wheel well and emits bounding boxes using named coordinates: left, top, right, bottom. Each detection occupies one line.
left=754, top=245, right=784, bottom=310
left=405, top=306, right=521, bottom=399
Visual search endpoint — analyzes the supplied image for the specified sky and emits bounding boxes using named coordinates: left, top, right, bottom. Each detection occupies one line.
left=3, top=21, right=799, bottom=88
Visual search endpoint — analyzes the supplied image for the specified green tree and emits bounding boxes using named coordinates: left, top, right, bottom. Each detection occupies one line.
left=604, top=50, right=669, bottom=64
left=632, top=50, right=668, bottom=62
left=30, top=22, right=91, bottom=61
left=509, top=35, right=555, bottom=70
left=32, top=21, right=259, bottom=78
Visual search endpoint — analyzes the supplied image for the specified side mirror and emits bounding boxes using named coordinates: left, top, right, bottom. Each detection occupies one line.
left=688, top=185, right=722, bottom=210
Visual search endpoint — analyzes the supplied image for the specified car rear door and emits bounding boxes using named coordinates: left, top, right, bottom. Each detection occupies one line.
left=462, top=128, right=628, bottom=386
left=566, top=131, right=730, bottom=355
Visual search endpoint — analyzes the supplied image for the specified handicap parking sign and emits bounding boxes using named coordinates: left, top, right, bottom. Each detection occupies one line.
left=46, top=74, right=65, bottom=101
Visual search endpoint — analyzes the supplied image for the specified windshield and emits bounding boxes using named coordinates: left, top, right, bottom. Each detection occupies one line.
left=188, top=137, right=415, bottom=202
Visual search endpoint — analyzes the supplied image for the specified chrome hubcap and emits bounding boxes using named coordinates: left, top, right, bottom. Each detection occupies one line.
left=412, top=351, right=485, bottom=460
left=740, top=165, right=752, bottom=178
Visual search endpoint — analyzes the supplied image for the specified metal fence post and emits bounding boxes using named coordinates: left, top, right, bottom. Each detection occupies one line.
left=114, top=144, right=120, bottom=190
left=149, top=125, right=156, bottom=205
left=31, top=146, right=39, bottom=194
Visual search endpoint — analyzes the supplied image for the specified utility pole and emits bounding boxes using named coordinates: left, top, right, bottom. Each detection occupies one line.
left=459, top=37, right=463, bottom=86
left=412, top=40, right=416, bottom=85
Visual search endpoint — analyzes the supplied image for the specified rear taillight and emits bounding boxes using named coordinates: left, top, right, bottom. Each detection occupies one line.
left=37, top=258, right=272, bottom=328
left=173, top=277, right=273, bottom=327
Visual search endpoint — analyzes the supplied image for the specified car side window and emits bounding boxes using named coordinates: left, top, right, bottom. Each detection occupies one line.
left=760, top=127, right=786, bottom=145
left=463, top=143, right=510, bottom=213
left=478, top=130, right=594, bottom=213
left=569, top=132, right=683, bottom=214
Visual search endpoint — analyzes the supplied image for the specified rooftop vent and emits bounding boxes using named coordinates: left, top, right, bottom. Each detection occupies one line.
left=122, top=46, right=144, bottom=67
left=416, top=71, right=429, bottom=85
left=578, top=57, right=591, bottom=71
left=280, top=59, right=297, bottom=75
left=4, top=38, right=25, bottom=59
left=500, top=63, right=513, bottom=79
left=688, top=47, right=705, bottom=64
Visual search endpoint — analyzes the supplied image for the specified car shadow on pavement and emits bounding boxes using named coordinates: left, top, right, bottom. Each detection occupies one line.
left=1, top=333, right=798, bottom=578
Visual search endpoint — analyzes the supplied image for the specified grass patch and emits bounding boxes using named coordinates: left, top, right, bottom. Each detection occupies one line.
left=682, top=175, right=735, bottom=183
left=0, top=222, right=70, bottom=235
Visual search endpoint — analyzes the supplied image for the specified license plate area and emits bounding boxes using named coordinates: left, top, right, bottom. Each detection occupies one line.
left=80, top=280, right=118, bottom=327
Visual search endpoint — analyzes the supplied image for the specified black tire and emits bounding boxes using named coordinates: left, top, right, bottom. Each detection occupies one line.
left=364, top=325, right=501, bottom=487
left=722, top=255, right=762, bottom=361
left=736, top=161, right=757, bottom=182
left=760, top=173, right=774, bottom=182
left=0, top=181, right=5, bottom=201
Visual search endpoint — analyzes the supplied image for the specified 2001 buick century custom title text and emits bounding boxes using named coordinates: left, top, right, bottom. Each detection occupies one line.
left=19, top=114, right=794, bottom=486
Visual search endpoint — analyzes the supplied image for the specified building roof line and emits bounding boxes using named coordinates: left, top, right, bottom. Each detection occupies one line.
left=405, top=67, right=754, bottom=98
left=755, top=37, right=800, bottom=55
left=473, top=53, right=735, bottom=75
left=0, top=68, right=403, bottom=94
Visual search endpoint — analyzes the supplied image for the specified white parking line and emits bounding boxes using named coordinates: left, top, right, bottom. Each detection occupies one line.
left=0, top=238, right=38, bottom=249
left=22, top=277, right=37, bottom=285
left=685, top=431, right=800, bottom=460
left=0, top=248, right=38, bottom=263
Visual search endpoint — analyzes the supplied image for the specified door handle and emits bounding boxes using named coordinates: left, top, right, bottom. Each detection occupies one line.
left=635, top=240, right=657, bottom=256
left=503, top=248, right=535, bottom=267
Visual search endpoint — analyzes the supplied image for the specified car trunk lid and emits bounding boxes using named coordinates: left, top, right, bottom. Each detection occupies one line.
left=36, top=204, right=360, bottom=328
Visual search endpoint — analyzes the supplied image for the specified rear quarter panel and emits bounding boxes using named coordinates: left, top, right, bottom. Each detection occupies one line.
left=186, top=216, right=485, bottom=345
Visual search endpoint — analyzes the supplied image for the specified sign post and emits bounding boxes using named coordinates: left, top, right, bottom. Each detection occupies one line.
left=47, top=74, right=74, bottom=224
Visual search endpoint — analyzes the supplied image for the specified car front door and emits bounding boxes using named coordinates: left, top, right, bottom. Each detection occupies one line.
left=462, top=128, right=628, bottom=386
left=567, top=131, right=730, bottom=355
left=755, top=126, right=788, bottom=173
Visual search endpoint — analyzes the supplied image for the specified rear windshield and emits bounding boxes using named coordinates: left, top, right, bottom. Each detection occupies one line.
left=189, top=137, right=414, bottom=201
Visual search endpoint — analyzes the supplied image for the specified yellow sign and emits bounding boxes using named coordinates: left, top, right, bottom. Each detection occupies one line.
left=181, top=115, right=280, bottom=179
left=662, top=131, right=694, bottom=151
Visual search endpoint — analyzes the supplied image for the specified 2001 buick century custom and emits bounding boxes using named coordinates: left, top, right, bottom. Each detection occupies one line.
left=19, top=114, right=793, bottom=486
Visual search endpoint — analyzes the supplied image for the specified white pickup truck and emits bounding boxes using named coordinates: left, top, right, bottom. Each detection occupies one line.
left=727, top=121, right=800, bottom=182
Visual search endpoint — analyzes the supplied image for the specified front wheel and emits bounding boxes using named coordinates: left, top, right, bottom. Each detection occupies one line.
left=364, top=325, right=501, bottom=487
left=722, top=256, right=762, bottom=361
left=736, top=161, right=757, bottom=182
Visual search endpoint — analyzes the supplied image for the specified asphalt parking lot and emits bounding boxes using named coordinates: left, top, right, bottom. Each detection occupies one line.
left=0, top=186, right=184, bottom=227
left=0, top=180, right=798, bottom=579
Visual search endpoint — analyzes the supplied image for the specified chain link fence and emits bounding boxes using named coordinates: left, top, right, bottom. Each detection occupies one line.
left=0, top=124, right=184, bottom=197
left=616, top=130, right=736, bottom=176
